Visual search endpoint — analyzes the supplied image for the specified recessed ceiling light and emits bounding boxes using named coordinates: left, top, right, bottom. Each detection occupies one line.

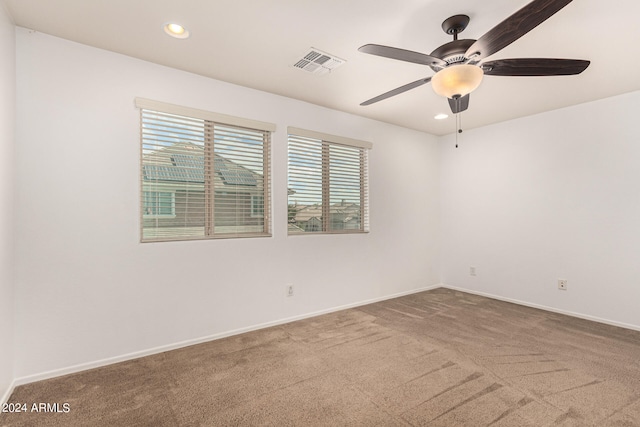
left=163, top=22, right=190, bottom=39
left=434, top=113, right=449, bottom=120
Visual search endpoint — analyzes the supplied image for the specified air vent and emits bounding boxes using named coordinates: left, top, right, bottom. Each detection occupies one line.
left=293, top=48, right=345, bottom=75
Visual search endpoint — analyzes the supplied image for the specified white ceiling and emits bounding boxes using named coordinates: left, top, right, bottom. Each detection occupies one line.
left=4, top=0, right=640, bottom=135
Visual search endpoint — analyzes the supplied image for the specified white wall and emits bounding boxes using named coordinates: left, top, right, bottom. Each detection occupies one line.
left=0, top=4, right=15, bottom=403
left=440, top=90, right=640, bottom=329
left=13, top=28, right=441, bottom=380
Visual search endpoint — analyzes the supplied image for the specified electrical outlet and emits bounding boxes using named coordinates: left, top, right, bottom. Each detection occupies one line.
left=470, top=266, right=477, bottom=276
left=286, top=284, right=294, bottom=297
left=558, top=279, right=567, bottom=290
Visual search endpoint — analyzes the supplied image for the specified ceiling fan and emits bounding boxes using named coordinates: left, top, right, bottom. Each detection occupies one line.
left=358, top=0, right=590, bottom=114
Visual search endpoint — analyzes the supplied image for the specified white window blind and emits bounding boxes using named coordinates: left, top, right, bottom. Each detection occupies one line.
left=138, top=101, right=272, bottom=242
left=287, top=128, right=370, bottom=234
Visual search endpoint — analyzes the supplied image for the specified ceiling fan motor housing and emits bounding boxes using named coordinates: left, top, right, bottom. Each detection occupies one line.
left=429, top=39, right=476, bottom=71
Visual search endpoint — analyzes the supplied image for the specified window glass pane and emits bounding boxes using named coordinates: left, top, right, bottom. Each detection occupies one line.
left=141, top=110, right=206, bottom=240
left=213, top=125, right=267, bottom=235
left=329, top=144, right=362, bottom=231
left=288, top=136, right=323, bottom=233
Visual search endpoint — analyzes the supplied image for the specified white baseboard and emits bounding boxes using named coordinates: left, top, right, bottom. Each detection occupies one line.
left=442, top=284, right=640, bottom=332
left=1, top=379, right=16, bottom=406
left=14, top=283, right=443, bottom=387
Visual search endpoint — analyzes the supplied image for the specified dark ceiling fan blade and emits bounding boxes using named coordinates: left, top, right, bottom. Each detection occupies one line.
left=482, top=58, right=590, bottom=76
left=360, top=77, right=432, bottom=106
left=465, top=0, right=573, bottom=61
left=359, top=44, right=447, bottom=67
left=448, top=94, right=470, bottom=114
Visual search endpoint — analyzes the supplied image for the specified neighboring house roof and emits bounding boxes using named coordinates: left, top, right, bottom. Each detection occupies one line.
left=287, top=223, right=305, bottom=233
left=293, top=204, right=321, bottom=222
left=142, top=142, right=260, bottom=187
left=330, top=202, right=360, bottom=215
left=291, top=201, right=360, bottom=223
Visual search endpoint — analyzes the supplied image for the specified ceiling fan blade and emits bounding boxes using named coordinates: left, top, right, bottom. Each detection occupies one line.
left=448, top=94, right=470, bottom=114
left=465, top=0, right=573, bottom=61
left=360, top=77, right=432, bottom=106
left=359, top=44, right=447, bottom=67
left=483, top=58, right=590, bottom=76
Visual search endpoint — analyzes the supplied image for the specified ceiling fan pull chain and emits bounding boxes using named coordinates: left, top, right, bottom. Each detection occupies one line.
left=455, top=114, right=458, bottom=148
left=455, top=113, right=463, bottom=148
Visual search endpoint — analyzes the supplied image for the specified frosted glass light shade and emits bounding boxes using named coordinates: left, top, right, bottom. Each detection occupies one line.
left=431, top=64, right=484, bottom=99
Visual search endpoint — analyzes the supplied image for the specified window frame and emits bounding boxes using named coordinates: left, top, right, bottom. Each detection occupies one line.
left=136, top=98, right=274, bottom=243
left=287, top=127, right=371, bottom=235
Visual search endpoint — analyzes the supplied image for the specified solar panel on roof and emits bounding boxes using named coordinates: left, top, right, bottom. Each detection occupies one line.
left=171, top=154, right=205, bottom=169
left=218, top=168, right=257, bottom=186
left=213, top=157, right=226, bottom=172
left=214, top=156, right=257, bottom=186
left=142, top=154, right=257, bottom=186
left=142, top=164, right=204, bottom=183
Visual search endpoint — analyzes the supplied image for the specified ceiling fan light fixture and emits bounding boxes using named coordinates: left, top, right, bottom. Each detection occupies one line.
left=431, top=64, right=483, bottom=99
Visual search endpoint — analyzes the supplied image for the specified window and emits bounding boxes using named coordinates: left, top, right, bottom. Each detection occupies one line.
left=251, top=195, right=264, bottom=218
left=287, top=127, right=371, bottom=234
left=136, top=98, right=274, bottom=242
left=143, top=191, right=175, bottom=217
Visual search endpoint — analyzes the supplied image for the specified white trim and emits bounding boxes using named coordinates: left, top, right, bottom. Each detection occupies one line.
left=441, top=284, right=640, bottom=332
left=13, top=283, right=442, bottom=386
left=287, top=126, right=373, bottom=149
left=1, top=379, right=16, bottom=406
left=134, top=98, right=276, bottom=132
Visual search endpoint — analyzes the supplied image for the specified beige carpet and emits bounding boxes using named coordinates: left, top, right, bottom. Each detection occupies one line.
left=2, top=288, right=640, bottom=426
